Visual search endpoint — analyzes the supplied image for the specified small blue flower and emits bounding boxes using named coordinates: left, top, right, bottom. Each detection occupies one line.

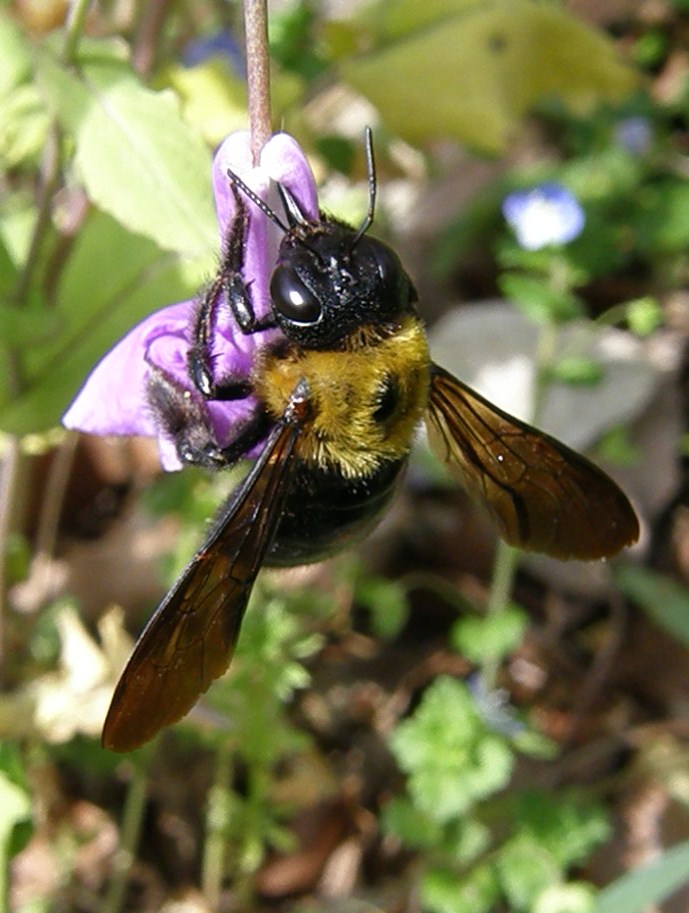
left=502, top=183, right=585, bottom=251
left=182, top=30, right=246, bottom=75
left=614, top=116, right=652, bottom=156
left=467, top=673, right=525, bottom=738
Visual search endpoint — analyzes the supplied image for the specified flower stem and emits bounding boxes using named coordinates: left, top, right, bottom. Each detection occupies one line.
left=62, top=0, right=92, bottom=64
left=202, top=741, right=234, bottom=908
left=482, top=541, right=519, bottom=689
left=481, top=318, right=560, bottom=689
left=103, top=760, right=148, bottom=913
left=243, top=0, right=273, bottom=163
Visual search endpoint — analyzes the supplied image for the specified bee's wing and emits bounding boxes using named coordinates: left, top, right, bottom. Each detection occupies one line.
left=102, top=419, right=300, bottom=752
left=426, top=363, right=639, bottom=560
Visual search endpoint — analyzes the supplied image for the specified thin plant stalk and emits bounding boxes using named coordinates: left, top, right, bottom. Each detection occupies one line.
left=243, top=0, right=272, bottom=163
left=199, top=1, right=274, bottom=903
left=103, top=761, right=149, bottom=913
left=202, top=741, right=234, bottom=907
left=481, top=318, right=560, bottom=690
left=62, top=0, right=93, bottom=63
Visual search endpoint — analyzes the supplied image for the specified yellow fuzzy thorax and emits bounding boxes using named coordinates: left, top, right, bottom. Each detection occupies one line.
left=254, top=315, right=431, bottom=478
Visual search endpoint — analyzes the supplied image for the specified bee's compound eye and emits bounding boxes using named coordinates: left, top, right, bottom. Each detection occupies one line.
left=270, top=264, right=322, bottom=324
left=369, top=239, right=403, bottom=286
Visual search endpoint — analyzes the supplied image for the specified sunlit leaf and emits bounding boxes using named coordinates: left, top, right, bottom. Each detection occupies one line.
left=592, top=839, right=689, bottom=913
left=166, top=58, right=248, bottom=146
left=343, top=0, right=637, bottom=153
left=34, top=38, right=216, bottom=256
left=0, top=14, right=31, bottom=96
left=616, top=567, right=689, bottom=648
left=0, top=210, right=205, bottom=434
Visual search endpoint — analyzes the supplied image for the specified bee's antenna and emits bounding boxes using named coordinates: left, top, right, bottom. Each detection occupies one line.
left=277, top=184, right=310, bottom=228
left=351, top=126, right=377, bottom=247
left=226, top=168, right=290, bottom=233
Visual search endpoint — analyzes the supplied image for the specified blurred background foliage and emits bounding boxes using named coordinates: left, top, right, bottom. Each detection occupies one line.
left=3, top=0, right=689, bottom=911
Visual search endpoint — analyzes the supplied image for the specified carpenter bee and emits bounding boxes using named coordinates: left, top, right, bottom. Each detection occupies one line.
left=102, top=130, right=639, bottom=751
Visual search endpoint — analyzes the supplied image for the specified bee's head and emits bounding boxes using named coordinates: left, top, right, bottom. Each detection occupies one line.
left=270, top=208, right=417, bottom=348
left=228, top=128, right=417, bottom=350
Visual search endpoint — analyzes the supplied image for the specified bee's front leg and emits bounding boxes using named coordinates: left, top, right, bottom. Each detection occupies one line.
left=188, top=188, right=276, bottom=399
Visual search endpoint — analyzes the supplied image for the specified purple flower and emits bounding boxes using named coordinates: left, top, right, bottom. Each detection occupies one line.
left=63, top=132, right=318, bottom=469
left=502, top=183, right=585, bottom=251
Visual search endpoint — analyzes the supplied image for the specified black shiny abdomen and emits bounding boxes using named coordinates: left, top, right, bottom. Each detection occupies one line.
left=266, top=457, right=406, bottom=566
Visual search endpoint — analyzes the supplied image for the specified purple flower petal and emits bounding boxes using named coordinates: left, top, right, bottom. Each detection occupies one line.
left=63, top=301, right=192, bottom=440
left=502, top=183, right=585, bottom=251
left=63, top=131, right=319, bottom=470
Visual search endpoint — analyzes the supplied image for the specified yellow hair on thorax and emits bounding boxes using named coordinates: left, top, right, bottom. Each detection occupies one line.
left=254, top=315, right=431, bottom=478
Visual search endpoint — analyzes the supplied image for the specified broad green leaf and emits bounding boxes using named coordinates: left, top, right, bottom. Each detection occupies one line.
left=0, top=13, right=31, bottom=96
left=0, top=210, right=207, bottom=434
left=616, top=567, right=689, bottom=648
left=0, top=304, right=61, bottom=347
left=33, top=38, right=216, bottom=256
left=342, top=1, right=638, bottom=153
left=592, top=839, right=689, bottom=913
left=361, top=0, right=479, bottom=43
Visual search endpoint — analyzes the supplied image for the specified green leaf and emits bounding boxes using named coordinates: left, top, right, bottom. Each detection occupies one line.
left=549, top=357, right=604, bottom=386
left=499, top=272, right=584, bottom=323
left=509, top=790, right=610, bottom=869
left=165, top=59, right=248, bottom=146
left=625, top=297, right=663, bottom=337
left=0, top=304, right=62, bottom=347
left=356, top=575, right=409, bottom=640
left=631, top=181, right=689, bottom=255
left=382, top=796, right=443, bottom=849
left=360, top=0, right=478, bottom=43
left=616, top=567, right=689, bottom=648
left=592, top=839, right=689, bottom=913
left=0, top=13, right=31, bottom=96
left=0, top=745, right=32, bottom=905
left=0, top=234, right=18, bottom=296
left=390, top=677, right=513, bottom=823
left=422, top=863, right=498, bottom=913
left=593, top=426, right=641, bottom=468
left=343, top=0, right=637, bottom=153
left=0, top=210, right=206, bottom=434
left=34, top=38, right=215, bottom=256
left=496, top=835, right=560, bottom=910
left=535, top=882, right=596, bottom=913
left=0, top=83, right=50, bottom=168
left=452, top=605, right=527, bottom=663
